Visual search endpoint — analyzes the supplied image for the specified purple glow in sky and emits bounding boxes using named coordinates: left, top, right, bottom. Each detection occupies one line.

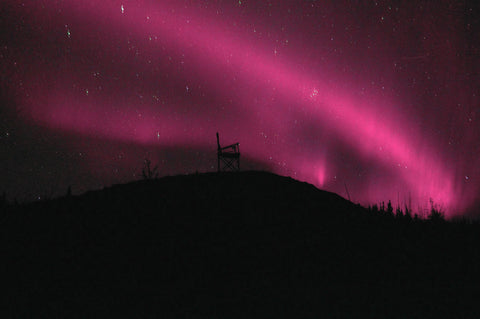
left=1, top=0, right=479, bottom=217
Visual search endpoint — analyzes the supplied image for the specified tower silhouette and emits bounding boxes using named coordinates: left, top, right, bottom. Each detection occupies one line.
left=216, top=132, right=240, bottom=172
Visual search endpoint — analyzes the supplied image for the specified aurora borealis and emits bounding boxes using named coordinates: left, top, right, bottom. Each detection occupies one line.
left=1, top=1, right=479, bottom=217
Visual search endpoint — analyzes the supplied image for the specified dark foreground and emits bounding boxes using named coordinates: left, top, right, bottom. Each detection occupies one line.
left=1, top=171, right=480, bottom=318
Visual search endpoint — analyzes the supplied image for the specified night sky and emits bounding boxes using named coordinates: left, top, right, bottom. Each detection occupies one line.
left=0, top=0, right=479, bottom=217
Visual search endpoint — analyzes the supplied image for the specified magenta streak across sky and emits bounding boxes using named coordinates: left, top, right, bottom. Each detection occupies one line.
left=20, top=0, right=465, bottom=214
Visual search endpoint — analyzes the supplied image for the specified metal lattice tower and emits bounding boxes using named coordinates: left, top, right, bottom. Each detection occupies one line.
left=216, top=132, right=240, bottom=172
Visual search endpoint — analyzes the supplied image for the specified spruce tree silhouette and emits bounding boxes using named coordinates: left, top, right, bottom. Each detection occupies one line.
left=387, top=200, right=394, bottom=216
left=427, top=199, right=445, bottom=222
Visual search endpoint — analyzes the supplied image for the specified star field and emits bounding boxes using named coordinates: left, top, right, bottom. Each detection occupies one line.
left=0, top=0, right=479, bottom=217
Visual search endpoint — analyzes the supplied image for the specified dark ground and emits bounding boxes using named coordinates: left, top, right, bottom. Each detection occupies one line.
left=1, top=171, right=480, bottom=318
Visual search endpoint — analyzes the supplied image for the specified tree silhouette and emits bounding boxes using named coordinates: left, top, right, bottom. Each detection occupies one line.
left=387, top=200, right=393, bottom=216
left=427, top=198, right=445, bottom=222
left=404, top=204, right=412, bottom=221
left=395, top=206, right=404, bottom=219
left=142, top=158, right=159, bottom=180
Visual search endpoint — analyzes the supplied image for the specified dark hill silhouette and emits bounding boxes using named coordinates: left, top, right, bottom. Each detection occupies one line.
left=1, top=171, right=480, bottom=318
